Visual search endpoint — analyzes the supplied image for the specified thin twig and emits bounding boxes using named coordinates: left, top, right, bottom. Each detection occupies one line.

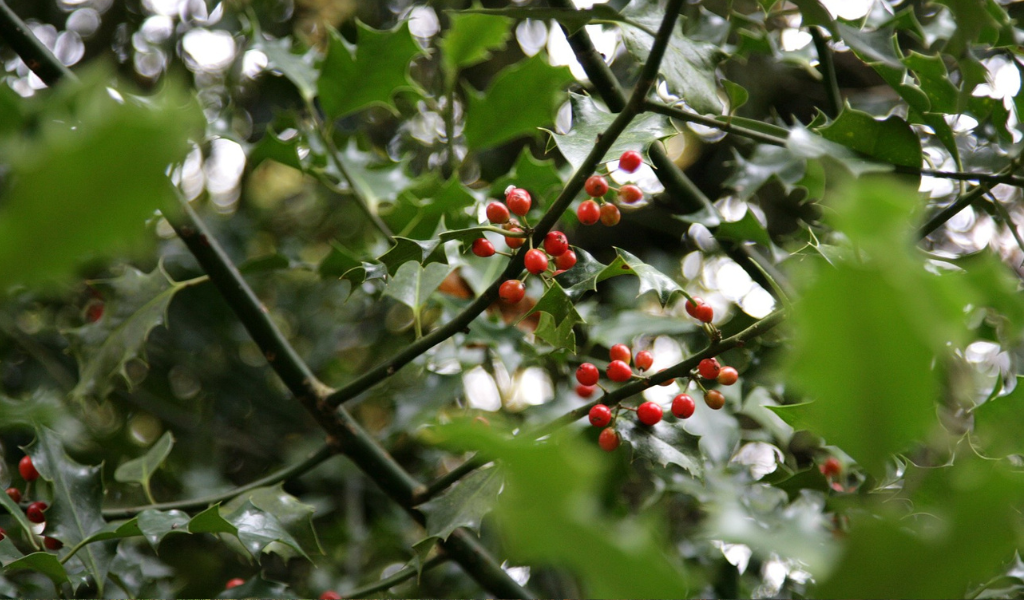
left=344, top=555, right=448, bottom=597
left=0, top=0, right=76, bottom=86
left=413, top=455, right=492, bottom=506
left=917, top=183, right=991, bottom=240
left=810, top=27, right=842, bottom=118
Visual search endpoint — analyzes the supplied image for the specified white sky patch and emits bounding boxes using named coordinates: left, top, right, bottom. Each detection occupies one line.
left=820, top=0, right=874, bottom=20
left=182, top=28, right=236, bottom=73
left=463, top=366, right=502, bottom=411
left=507, top=367, right=554, bottom=411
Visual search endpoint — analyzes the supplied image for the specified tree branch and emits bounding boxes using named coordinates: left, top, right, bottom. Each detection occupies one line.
left=344, top=555, right=448, bottom=597
left=0, top=0, right=76, bottom=86
left=917, top=182, right=992, bottom=240
left=810, top=27, right=842, bottom=118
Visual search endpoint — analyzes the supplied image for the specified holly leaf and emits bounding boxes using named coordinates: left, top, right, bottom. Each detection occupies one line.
left=386, top=176, right=477, bottom=241
left=1, top=545, right=69, bottom=588
left=189, top=502, right=306, bottom=560
left=26, top=426, right=110, bottom=594
left=383, top=261, right=453, bottom=312
left=114, top=431, right=174, bottom=502
left=0, top=390, right=60, bottom=430
left=616, top=420, right=703, bottom=478
left=65, top=267, right=189, bottom=403
left=620, top=0, right=726, bottom=114
left=528, top=281, right=584, bottom=352
left=491, top=148, right=564, bottom=202
left=317, top=22, right=425, bottom=119
left=723, top=145, right=807, bottom=201
left=420, top=467, right=503, bottom=541
left=816, top=107, right=922, bottom=169
left=0, top=481, right=40, bottom=551
left=614, top=248, right=684, bottom=307
left=552, top=93, right=675, bottom=172
left=223, top=485, right=322, bottom=558
left=902, top=51, right=960, bottom=114
left=534, top=312, right=578, bottom=352
left=973, top=376, right=1024, bottom=457
left=557, top=247, right=631, bottom=301
left=762, top=465, right=830, bottom=502
left=378, top=237, right=445, bottom=274
left=138, top=509, right=191, bottom=550
left=334, top=139, right=416, bottom=222
left=463, top=54, right=574, bottom=150
left=716, top=209, right=773, bottom=248
left=251, top=35, right=318, bottom=101
left=440, top=11, right=511, bottom=73
left=248, top=127, right=303, bottom=170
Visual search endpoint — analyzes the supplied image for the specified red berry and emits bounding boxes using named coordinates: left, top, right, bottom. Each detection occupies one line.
left=555, top=249, right=577, bottom=271
left=225, top=578, right=246, bottom=590
left=599, top=203, right=621, bottom=226
left=704, top=390, right=725, bottom=410
left=585, top=175, right=609, bottom=197
left=524, top=249, right=549, bottom=275
left=619, top=184, right=643, bottom=204
left=6, top=488, right=21, bottom=504
left=695, top=304, right=714, bottom=323
left=576, top=363, right=600, bottom=387
left=609, top=344, right=631, bottom=365
left=0, top=527, right=5, bottom=542
left=637, top=401, right=663, bottom=426
left=85, top=301, right=104, bottom=323
left=320, top=592, right=343, bottom=600
left=820, top=457, right=842, bottom=478
left=684, top=297, right=704, bottom=318
left=506, top=188, right=532, bottom=216
left=486, top=202, right=510, bottom=224
left=576, top=384, right=596, bottom=398
left=19, top=456, right=38, bottom=482
left=577, top=200, right=601, bottom=225
left=619, top=150, right=643, bottom=172
left=589, top=404, right=613, bottom=427
left=498, top=280, right=526, bottom=304
left=607, top=360, right=632, bottom=382
left=635, top=351, right=654, bottom=372
left=43, top=536, right=62, bottom=551
left=717, top=366, right=739, bottom=386
left=504, top=226, right=526, bottom=249
left=26, top=501, right=47, bottom=523
left=672, top=394, right=695, bottom=419
left=697, top=358, right=721, bottom=380
left=471, top=238, right=495, bottom=258
left=543, top=231, right=569, bottom=256
left=553, top=269, right=566, bottom=276
left=598, top=427, right=620, bottom=452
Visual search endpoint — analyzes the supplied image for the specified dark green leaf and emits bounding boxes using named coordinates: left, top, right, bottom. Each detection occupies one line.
left=114, top=431, right=174, bottom=499
left=615, top=248, right=684, bottom=307
left=616, top=420, right=703, bottom=478
left=816, top=107, right=921, bottom=168
left=716, top=208, right=773, bottom=248
left=317, top=23, right=425, bottom=119
left=224, top=501, right=307, bottom=560
left=557, top=247, right=631, bottom=301
left=137, top=509, right=191, bottom=550
left=463, top=54, right=573, bottom=150
left=763, top=465, right=830, bottom=502
left=1, top=547, right=69, bottom=588
left=621, top=0, right=726, bottom=114
left=420, top=467, right=503, bottom=541
left=0, top=391, right=59, bottom=430
left=724, top=145, right=806, bottom=201
left=65, top=267, right=189, bottom=403
left=722, top=80, right=749, bottom=113
left=552, top=94, right=675, bottom=172
left=534, top=312, right=578, bottom=352
left=382, top=261, right=453, bottom=312
left=248, top=128, right=303, bottom=170
left=587, top=311, right=696, bottom=347
left=440, top=11, right=511, bottom=72
left=934, top=0, right=1014, bottom=56
left=232, top=485, right=322, bottom=558
left=491, top=148, right=564, bottom=202
left=527, top=281, right=583, bottom=352
left=835, top=23, right=902, bottom=69
left=336, top=139, right=416, bottom=223
left=385, top=176, right=476, bottom=240
left=790, top=0, right=833, bottom=28
left=378, top=237, right=445, bottom=275
left=252, top=36, right=318, bottom=101
left=903, top=51, right=960, bottom=114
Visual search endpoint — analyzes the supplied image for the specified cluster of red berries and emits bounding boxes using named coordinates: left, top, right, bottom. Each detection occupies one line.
left=225, top=579, right=340, bottom=599
left=576, top=150, right=646, bottom=227
left=1, top=456, right=62, bottom=550
left=473, top=186, right=581, bottom=305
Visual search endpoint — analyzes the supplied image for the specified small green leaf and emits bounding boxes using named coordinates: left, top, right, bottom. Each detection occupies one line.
left=1, top=546, right=69, bottom=588
left=722, top=80, right=749, bottom=113
left=552, top=94, right=676, bottom=173
left=378, top=237, right=445, bottom=275
left=816, top=107, right=922, bottom=169
left=223, top=484, right=322, bottom=558
left=252, top=36, right=318, bottom=101
left=973, top=377, right=1024, bottom=457
left=317, top=23, right=425, bottom=119
left=616, top=420, right=703, bottom=478
left=65, top=267, right=189, bottom=403
left=716, top=209, right=773, bottom=248
left=534, top=312, right=578, bottom=352
left=789, top=0, right=833, bottom=28
left=189, top=502, right=306, bottom=559
left=463, top=54, right=574, bottom=150
left=527, top=281, right=584, bottom=352
left=383, top=261, right=453, bottom=313
left=556, top=247, right=631, bottom=301
left=441, top=11, right=511, bottom=72
left=621, top=0, right=726, bottom=114
left=248, top=127, right=303, bottom=170
left=763, top=466, right=830, bottom=502
left=903, top=51, right=960, bottom=114
left=114, top=431, right=174, bottom=503
left=335, top=139, right=417, bottom=223
left=137, top=509, right=191, bottom=550
left=723, top=146, right=806, bottom=201
left=615, top=248, right=684, bottom=307
left=420, top=467, right=503, bottom=541
left=385, top=176, right=476, bottom=241
left=491, top=148, right=564, bottom=202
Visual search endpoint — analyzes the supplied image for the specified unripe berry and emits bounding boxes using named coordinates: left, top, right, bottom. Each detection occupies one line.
left=576, top=384, right=596, bottom=398
left=635, top=351, right=654, bottom=372
left=26, top=501, right=47, bottom=524
left=506, top=188, right=532, bottom=216
left=607, top=360, right=632, bottom=382
left=598, top=427, right=620, bottom=451
left=5, top=487, right=20, bottom=503
left=717, top=366, right=739, bottom=386
left=543, top=231, right=569, bottom=256
left=44, top=536, right=62, bottom=551
left=637, top=401, right=663, bottom=426
left=599, top=203, right=621, bottom=226
left=609, top=344, right=631, bottom=365
left=697, top=358, right=721, bottom=380
left=320, top=592, right=343, bottom=600
left=84, top=301, right=104, bottom=323
left=576, top=363, right=600, bottom=387
left=577, top=200, right=601, bottom=225
left=589, top=404, right=613, bottom=427
left=695, top=304, right=714, bottom=323
left=671, top=394, right=695, bottom=419
left=524, top=249, right=549, bottom=275
left=499, top=280, right=526, bottom=304
left=486, top=202, right=510, bottom=224
left=684, top=297, right=704, bottom=318
left=820, top=457, right=841, bottom=478
left=618, top=150, right=643, bottom=172
left=225, top=578, right=246, bottom=590
left=0, top=527, right=5, bottom=542
left=619, top=184, right=643, bottom=204
left=704, top=390, right=725, bottom=410
left=504, top=226, right=526, bottom=249
left=19, top=456, right=38, bottom=482
left=471, top=238, right=495, bottom=258
left=555, top=249, right=577, bottom=271
left=585, top=175, right=609, bottom=197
